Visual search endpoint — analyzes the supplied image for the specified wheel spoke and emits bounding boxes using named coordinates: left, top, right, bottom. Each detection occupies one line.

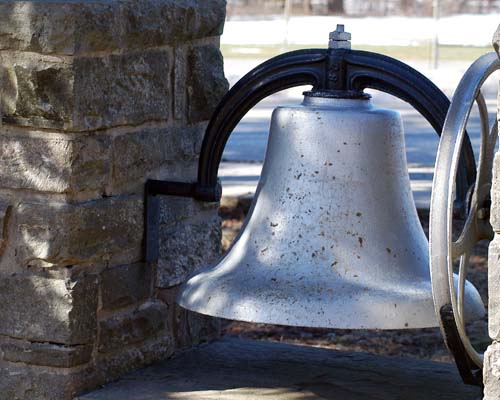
left=456, top=252, right=469, bottom=323
left=475, top=92, right=493, bottom=191
left=449, top=250, right=484, bottom=367
left=488, top=119, right=498, bottom=158
left=452, top=208, right=478, bottom=259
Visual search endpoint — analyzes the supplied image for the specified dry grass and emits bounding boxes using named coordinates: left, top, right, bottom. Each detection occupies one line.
left=222, top=44, right=492, bottom=63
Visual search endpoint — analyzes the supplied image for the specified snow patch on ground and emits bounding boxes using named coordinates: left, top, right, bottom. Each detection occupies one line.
left=223, top=14, right=500, bottom=47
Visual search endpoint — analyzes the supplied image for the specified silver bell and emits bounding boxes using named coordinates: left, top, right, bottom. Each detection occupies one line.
left=178, top=93, right=485, bottom=329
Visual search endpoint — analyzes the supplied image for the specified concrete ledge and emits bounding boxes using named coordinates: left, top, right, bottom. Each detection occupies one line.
left=78, top=338, right=481, bottom=399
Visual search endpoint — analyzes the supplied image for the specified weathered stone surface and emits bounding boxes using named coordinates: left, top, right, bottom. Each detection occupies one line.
left=0, top=0, right=227, bottom=397
left=153, top=160, right=199, bottom=186
left=0, top=273, right=97, bottom=345
left=79, top=338, right=482, bottom=400
left=0, top=54, right=70, bottom=129
left=0, top=123, right=207, bottom=196
left=173, top=46, right=188, bottom=120
left=86, top=334, right=175, bottom=396
left=98, top=301, right=168, bottom=354
left=112, top=128, right=171, bottom=189
left=0, top=0, right=226, bottom=55
left=157, top=198, right=221, bottom=288
left=0, top=2, right=75, bottom=54
left=0, top=131, right=111, bottom=195
left=178, top=123, right=208, bottom=160
left=100, top=263, right=152, bottom=311
left=491, top=153, right=500, bottom=231
left=0, top=61, right=17, bottom=116
left=74, top=2, right=123, bottom=54
left=485, top=341, right=500, bottom=399
left=2, top=58, right=74, bottom=129
left=110, top=123, right=206, bottom=193
left=1, top=50, right=171, bottom=130
left=187, top=44, right=229, bottom=123
left=68, top=135, right=112, bottom=195
left=0, top=201, right=12, bottom=257
left=9, top=196, right=143, bottom=270
left=122, top=0, right=226, bottom=50
left=0, top=334, right=175, bottom=400
left=0, top=53, right=74, bottom=128
left=158, top=286, right=220, bottom=349
left=486, top=29, right=500, bottom=398
left=183, top=308, right=220, bottom=347
left=490, top=236, right=500, bottom=340
left=0, top=360, right=81, bottom=400
left=1, top=339, right=92, bottom=367
left=74, top=50, right=171, bottom=130
left=158, top=196, right=216, bottom=226
left=493, top=23, right=500, bottom=56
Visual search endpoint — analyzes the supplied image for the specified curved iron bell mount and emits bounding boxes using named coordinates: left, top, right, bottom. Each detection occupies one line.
left=430, top=52, right=500, bottom=386
left=144, top=43, right=484, bottom=385
left=146, top=46, right=476, bottom=208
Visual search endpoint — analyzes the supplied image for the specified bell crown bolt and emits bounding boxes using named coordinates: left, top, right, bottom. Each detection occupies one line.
left=329, top=24, right=351, bottom=49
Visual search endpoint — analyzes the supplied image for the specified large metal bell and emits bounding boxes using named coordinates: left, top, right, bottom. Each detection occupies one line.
left=177, top=93, right=485, bottom=329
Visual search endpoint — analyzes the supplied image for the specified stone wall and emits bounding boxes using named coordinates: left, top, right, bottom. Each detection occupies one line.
left=0, top=1, right=228, bottom=399
left=484, top=25, right=500, bottom=399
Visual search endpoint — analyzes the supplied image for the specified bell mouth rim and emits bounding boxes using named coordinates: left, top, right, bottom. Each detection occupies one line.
left=177, top=274, right=485, bottom=330
left=304, top=89, right=371, bottom=100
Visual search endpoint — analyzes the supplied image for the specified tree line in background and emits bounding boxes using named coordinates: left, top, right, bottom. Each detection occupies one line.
left=227, top=0, right=500, bottom=17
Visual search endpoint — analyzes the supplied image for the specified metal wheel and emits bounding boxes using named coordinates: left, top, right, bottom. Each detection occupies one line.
left=430, top=52, right=500, bottom=379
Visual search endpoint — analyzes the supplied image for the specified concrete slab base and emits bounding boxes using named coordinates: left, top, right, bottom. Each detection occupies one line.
left=78, top=338, right=481, bottom=400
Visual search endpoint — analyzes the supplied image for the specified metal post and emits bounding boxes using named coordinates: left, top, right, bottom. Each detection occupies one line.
left=303, top=0, right=310, bottom=14
left=283, top=0, right=292, bottom=50
left=431, top=0, right=440, bottom=69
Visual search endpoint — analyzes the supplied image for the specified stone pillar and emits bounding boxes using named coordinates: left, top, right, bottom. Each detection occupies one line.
left=484, top=25, right=500, bottom=399
left=0, top=1, right=228, bottom=399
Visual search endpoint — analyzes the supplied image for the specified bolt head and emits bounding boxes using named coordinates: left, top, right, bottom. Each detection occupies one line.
left=329, top=24, right=351, bottom=49
left=330, top=25, right=351, bottom=41
left=477, top=208, right=489, bottom=220
left=329, top=40, right=351, bottom=49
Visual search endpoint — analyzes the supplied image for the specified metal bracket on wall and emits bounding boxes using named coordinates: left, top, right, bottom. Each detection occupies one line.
left=144, top=180, right=221, bottom=262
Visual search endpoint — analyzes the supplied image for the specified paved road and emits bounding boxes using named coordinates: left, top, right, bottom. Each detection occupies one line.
left=220, top=58, right=499, bottom=209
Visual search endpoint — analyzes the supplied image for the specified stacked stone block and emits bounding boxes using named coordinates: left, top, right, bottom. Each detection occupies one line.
left=485, top=25, right=500, bottom=399
left=0, top=1, right=228, bottom=399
